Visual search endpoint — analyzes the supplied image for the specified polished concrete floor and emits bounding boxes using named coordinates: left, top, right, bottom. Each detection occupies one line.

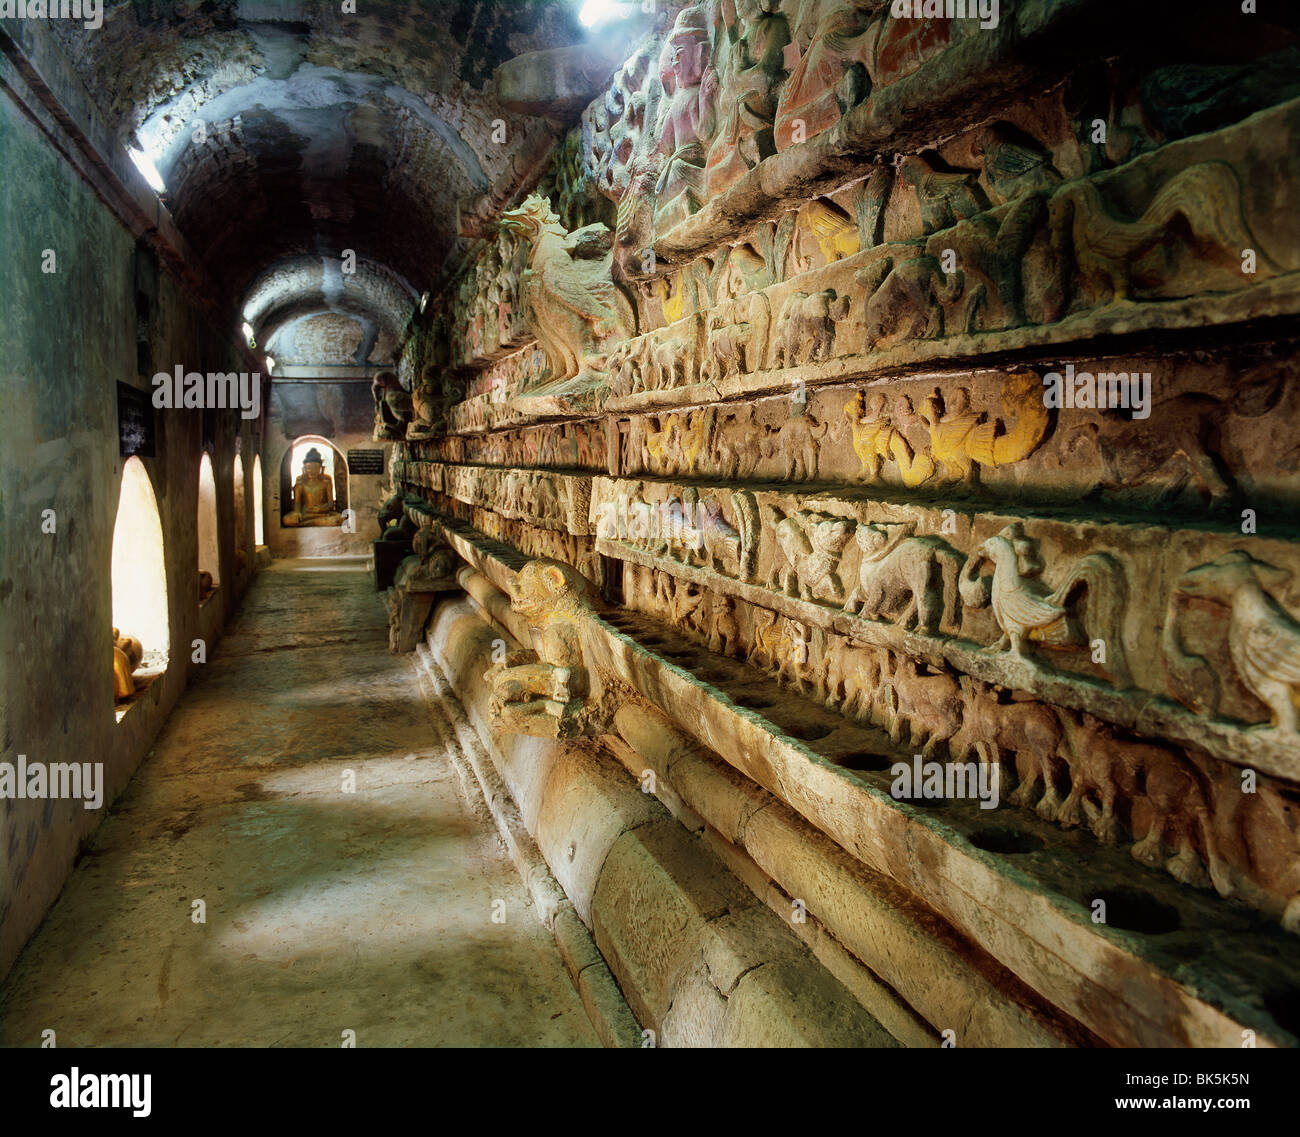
left=0, top=558, right=597, bottom=1047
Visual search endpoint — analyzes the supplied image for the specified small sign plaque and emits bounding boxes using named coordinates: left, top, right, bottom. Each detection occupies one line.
left=347, top=448, right=386, bottom=475
left=117, top=382, right=156, bottom=457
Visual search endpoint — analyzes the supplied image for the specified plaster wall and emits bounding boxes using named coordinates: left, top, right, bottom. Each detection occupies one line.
left=0, top=94, right=259, bottom=982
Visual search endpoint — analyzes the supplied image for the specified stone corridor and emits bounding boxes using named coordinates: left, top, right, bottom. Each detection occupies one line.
left=4, top=1, right=1300, bottom=1060
left=0, top=560, right=596, bottom=1048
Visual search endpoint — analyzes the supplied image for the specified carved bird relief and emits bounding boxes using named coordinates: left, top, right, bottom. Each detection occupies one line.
left=959, top=523, right=1132, bottom=686
left=1175, top=551, right=1300, bottom=735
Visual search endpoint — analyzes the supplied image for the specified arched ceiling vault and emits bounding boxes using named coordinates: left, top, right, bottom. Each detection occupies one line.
left=49, top=0, right=591, bottom=368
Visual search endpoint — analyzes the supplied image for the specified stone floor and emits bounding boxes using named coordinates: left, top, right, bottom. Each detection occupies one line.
left=0, top=558, right=598, bottom=1048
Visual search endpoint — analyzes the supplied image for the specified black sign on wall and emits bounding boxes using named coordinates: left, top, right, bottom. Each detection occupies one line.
left=347, top=448, right=386, bottom=475
left=117, top=382, right=156, bottom=457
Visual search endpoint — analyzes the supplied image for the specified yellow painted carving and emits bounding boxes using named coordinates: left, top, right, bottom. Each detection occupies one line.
left=844, top=371, right=1051, bottom=486
left=678, top=410, right=711, bottom=472
left=655, top=273, right=688, bottom=324
left=802, top=199, right=860, bottom=263
left=991, top=369, right=1052, bottom=466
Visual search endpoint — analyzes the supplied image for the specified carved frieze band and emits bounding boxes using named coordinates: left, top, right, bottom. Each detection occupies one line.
left=395, top=460, right=593, bottom=536
left=591, top=476, right=1300, bottom=781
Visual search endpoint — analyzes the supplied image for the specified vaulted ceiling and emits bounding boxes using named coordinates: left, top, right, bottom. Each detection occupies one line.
left=50, top=0, right=593, bottom=366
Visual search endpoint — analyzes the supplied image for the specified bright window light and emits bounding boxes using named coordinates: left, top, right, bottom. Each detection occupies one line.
left=580, top=0, right=626, bottom=27
left=128, top=146, right=166, bottom=194
left=265, top=355, right=275, bottom=373
left=241, top=321, right=256, bottom=347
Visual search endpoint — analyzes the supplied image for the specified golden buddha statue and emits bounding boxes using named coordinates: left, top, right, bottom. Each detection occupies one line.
left=282, top=447, right=343, bottom=527
left=113, top=627, right=143, bottom=700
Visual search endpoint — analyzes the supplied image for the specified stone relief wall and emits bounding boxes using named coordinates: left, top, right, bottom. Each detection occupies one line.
left=383, top=0, right=1300, bottom=1044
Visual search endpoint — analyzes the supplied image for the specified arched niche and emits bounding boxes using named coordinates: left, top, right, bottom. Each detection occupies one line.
left=197, top=451, right=220, bottom=601
left=232, top=453, right=247, bottom=569
left=111, top=457, right=168, bottom=715
left=279, top=435, right=348, bottom=528
left=253, top=454, right=266, bottom=546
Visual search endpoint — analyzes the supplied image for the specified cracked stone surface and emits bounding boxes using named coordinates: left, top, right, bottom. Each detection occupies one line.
left=0, top=558, right=597, bottom=1048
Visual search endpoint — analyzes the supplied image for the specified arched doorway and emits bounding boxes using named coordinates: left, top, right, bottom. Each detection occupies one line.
left=232, top=453, right=247, bottom=571
left=253, top=454, right=266, bottom=546
left=279, top=435, right=348, bottom=528
left=111, top=457, right=168, bottom=716
left=197, top=451, right=220, bottom=601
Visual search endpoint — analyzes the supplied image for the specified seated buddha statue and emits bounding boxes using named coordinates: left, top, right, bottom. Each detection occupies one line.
left=282, top=448, right=344, bottom=527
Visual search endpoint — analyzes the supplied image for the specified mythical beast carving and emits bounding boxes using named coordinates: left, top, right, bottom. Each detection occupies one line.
left=497, top=195, right=634, bottom=387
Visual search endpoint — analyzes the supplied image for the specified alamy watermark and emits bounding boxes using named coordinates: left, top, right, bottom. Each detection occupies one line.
left=595, top=495, right=714, bottom=549
left=0, top=755, right=104, bottom=810
left=50, top=1068, right=150, bottom=1117
left=891, top=0, right=998, bottom=30
left=891, top=754, right=1000, bottom=810
left=152, top=367, right=262, bottom=420
left=1041, top=364, right=1152, bottom=420
left=0, top=0, right=102, bottom=30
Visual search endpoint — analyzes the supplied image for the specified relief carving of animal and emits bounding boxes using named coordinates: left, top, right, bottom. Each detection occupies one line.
left=765, top=408, right=826, bottom=480
left=752, top=610, right=813, bottom=694
left=1068, top=372, right=1282, bottom=512
left=946, top=680, right=1066, bottom=816
left=773, top=289, right=851, bottom=366
left=704, top=314, right=749, bottom=384
left=486, top=560, right=594, bottom=737
left=766, top=507, right=854, bottom=603
left=646, top=337, right=688, bottom=391
left=857, top=255, right=960, bottom=351
left=1046, top=161, right=1276, bottom=311
left=881, top=660, right=963, bottom=758
left=497, top=195, right=634, bottom=385
left=707, top=595, right=740, bottom=657
left=952, top=677, right=1067, bottom=817
left=823, top=637, right=886, bottom=721
left=843, top=523, right=963, bottom=634
left=714, top=407, right=762, bottom=479
left=685, top=492, right=744, bottom=576
left=1174, top=551, right=1300, bottom=735
left=958, top=522, right=1132, bottom=687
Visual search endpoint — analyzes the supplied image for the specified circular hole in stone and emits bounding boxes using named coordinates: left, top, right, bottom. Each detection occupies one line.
left=734, top=694, right=775, bottom=710
left=891, top=793, right=952, bottom=809
left=781, top=721, right=833, bottom=742
left=1263, top=989, right=1300, bottom=1039
left=696, top=668, right=734, bottom=684
left=968, top=826, right=1045, bottom=855
left=1088, top=888, right=1181, bottom=935
left=837, top=752, right=893, bottom=773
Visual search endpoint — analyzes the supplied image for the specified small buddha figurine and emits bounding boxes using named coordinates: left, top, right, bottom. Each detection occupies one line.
left=113, top=627, right=144, bottom=700
left=282, top=448, right=344, bottom=527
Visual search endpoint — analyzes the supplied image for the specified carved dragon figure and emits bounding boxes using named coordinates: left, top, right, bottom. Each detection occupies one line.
left=497, top=194, right=634, bottom=386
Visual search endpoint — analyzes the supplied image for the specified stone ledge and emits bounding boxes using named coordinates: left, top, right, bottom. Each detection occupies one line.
left=413, top=641, right=643, bottom=1049
left=422, top=516, right=1300, bottom=1046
